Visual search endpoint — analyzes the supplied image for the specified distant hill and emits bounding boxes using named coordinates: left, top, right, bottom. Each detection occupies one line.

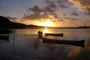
left=0, top=16, right=40, bottom=29
left=0, top=16, right=12, bottom=28
left=78, top=25, right=90, bottom=28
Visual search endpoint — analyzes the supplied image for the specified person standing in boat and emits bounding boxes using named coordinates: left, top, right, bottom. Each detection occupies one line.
left=38, top=31, right=43, bottom=38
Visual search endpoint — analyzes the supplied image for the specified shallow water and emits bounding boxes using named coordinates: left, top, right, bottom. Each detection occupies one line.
left=0, top=28, right=90, bottom=60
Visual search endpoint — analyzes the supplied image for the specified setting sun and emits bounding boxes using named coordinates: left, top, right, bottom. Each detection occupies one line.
left=40, top=22, right=52, bottom=27
left=36, top=19, right=55, bottom=27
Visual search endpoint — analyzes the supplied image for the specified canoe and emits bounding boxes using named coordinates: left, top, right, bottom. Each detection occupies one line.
left=42, top=38, right=85, bottom=47
left=45, top=33, right=63, bottom=37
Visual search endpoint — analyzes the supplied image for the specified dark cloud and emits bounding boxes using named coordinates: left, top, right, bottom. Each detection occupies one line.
left=63, top=13, right=66, bottom=16
left=23, top=0, right=69, bottom=21
left=59, top=3, right=68, bottom=9
left=45, top=0, right=57, bottom=9
left=44, top=0, right=68, bottom=20
left=28, top=5, right=43, bottom=12
left=64, top=17, right=80, bottom=20
left=23, top=5, right=48, bottom=20
left=58, top=0, right=68, bottom=3
left=44, top=6, right=58, bottom=19
left=57, top=0, right=63, bottom=3
left=71, top=12, right=79, bottom=16
left=44, top=0, right=59, bottom=21
left=23, top=12, right=48, bottom=20
left=23, top=1, right=59, bottom=22
left=44, top=6, right=55, bottom=12
left=57, top=0, right=68, bottom=9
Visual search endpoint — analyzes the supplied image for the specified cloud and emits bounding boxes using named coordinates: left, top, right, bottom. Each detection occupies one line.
left=44, top=6, right=55, bottom=12
left=23, top=5, right=47, bottom=20
left=44, top=0, right=59, bottom=21
left=57, top=0, right=68, bottom=9
left=58, top=0, right=68, bottom=3
left=7, top=16, right=18, bottom=20
left=69, top=0, right=90, bottom=14
left=23, top=12, right=49, bottom=20
left=28, top=5, right=43, bottom=13
left=64, top=17, right=80, bottom=20
left=23, top=0, right=69, bottom=22
left=71, top=11, right=79, bottom=16
left=23, top=5, right=49, bottom=20
left=44, top=6, right=58, bottom=19
left=58, top=3, right=68, bottom=9
left=58, top=0, right=64, bottom=3
left=45, top=0, right=57, bottom=9
left=63, top=13, right=67, bottom=16
left=23, top=1, right=59, bottom=22
left=44, top=0, right=69, bottom=21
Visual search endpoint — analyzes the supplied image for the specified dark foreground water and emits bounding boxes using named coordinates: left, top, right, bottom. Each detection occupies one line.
left=0, top=28, right=90, bottom=60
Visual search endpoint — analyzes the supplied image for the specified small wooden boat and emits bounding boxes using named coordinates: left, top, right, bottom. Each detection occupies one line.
left=42, top=38, right=85, bottom=47
left=45, top=33, right=63, bottom=37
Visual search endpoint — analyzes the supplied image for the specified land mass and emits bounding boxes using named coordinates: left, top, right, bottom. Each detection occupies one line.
left=0, top=16, right=90, bottom=29
left=0, top=16, right=45, bottom=29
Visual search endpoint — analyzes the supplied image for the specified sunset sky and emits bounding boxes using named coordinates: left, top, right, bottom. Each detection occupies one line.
left=0, top=0, right=90, bottom=27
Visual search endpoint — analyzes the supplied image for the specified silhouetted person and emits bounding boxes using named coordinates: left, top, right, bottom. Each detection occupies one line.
left=38, top=31, right=43, bottom=38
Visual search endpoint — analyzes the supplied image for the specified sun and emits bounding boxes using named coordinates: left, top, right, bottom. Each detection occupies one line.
left=41, top=22, right=52, bottom=27
left=39, top=20, right=54, bottom=27
left=34, top=19, right=55, bottom=27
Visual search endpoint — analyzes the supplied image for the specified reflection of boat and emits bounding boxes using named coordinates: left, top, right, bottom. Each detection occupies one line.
left=45, top=33, right=63, bottom=37
left=0, top=29, right=11, bottom=41
left=42, top=38, right=85, bottom=47
left=0, top=35, right=9, bottom=41
left=0, top=29, right=12, bottom=34
left=78, top=25, right=90, bottom=28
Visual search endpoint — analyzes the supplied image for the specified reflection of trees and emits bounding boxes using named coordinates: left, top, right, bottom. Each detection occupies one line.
left=0, top=35, right=9, bottom=41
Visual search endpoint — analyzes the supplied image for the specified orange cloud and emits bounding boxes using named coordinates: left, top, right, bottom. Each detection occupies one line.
left=69, top=0, right=90, bottom=14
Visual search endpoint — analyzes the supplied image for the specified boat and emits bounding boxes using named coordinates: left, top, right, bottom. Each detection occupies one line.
left=45, top=33, right=63, bottom=37
left=42, top=38, right=85, bottom=47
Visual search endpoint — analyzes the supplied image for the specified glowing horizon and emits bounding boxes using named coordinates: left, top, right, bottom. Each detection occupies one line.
left=37, top=21, right=54, bottom=27
left=18, top=19, right=56, bottom=27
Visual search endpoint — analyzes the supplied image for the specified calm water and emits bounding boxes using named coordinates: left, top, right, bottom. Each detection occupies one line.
left=0, top=28, right=90, bottom=60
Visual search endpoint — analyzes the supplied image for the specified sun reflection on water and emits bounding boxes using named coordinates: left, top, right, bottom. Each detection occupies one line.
left=43, top=28, right=49, bottom=33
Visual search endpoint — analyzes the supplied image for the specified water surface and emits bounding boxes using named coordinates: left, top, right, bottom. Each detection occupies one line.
left=0, top=28, right=90, bottom=60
